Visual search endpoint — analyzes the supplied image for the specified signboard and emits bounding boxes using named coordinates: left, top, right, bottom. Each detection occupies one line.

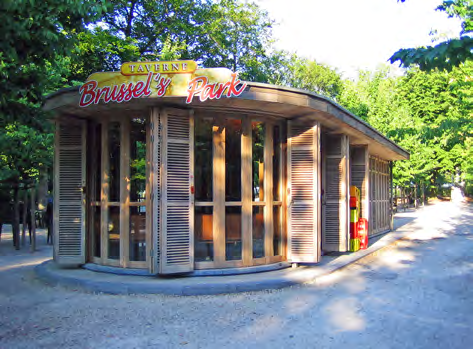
left=79, top=60, right=247, bottom=107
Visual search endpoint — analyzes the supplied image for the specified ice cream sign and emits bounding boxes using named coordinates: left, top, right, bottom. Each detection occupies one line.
left=79, top=60, right=247, bottom=107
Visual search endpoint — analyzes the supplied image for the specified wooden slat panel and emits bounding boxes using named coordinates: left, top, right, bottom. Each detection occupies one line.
left=288, top=122, right=320, bottom=263
left=159, top=109, right=194, bottom=274
left=369, top=156, right=390, bottom=236
left=55, top=121, right=86, bottom=265
left=322, top=134, right=349, bottom=252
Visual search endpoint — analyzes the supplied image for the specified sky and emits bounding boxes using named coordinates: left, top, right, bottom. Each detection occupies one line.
left=255, top=0, right=462, bottom=79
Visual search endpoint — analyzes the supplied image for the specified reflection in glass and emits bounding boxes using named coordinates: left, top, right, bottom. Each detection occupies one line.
left=252, top=206, right=265, bottom=258
left=130, top=118, right=146, bottom=203
left=252, top=122, right=265, bottom=202
left=108, top=206, right=120, bottom=259
left=195, top=206, right=214, bottom=261
left=93, top=123, right=102, bottom=202
left=129, top=206, right=146, bottom=261
left=273, top=205, right=282, bottom=256
left=92, top=206, right=101, bottom=257
left=273, top=125, right=281, bottom=201
left=225, top=119, right=242, bottom=201
left=225, top=206, right=242, bottom=260
left=195, top=117, right=213, bottom=202
left=108, top=122, right=121, bottom=202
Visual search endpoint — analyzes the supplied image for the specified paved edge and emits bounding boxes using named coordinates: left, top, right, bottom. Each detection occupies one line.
left=34, top=229, right=414, bottom=296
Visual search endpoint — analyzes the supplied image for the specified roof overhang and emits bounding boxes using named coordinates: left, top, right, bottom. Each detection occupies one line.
left=44, top=82, right=409, bottom=161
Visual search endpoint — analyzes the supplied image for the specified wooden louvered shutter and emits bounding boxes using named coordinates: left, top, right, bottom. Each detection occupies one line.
left=350, top=146, right=369, bottom=221
left=323, top=134, right=349, bottom=252
left=159, top=108, right=194, bottom=274
left=54, top=120, right=86, bottom=265
left=287, top=122, right=321, bottom=263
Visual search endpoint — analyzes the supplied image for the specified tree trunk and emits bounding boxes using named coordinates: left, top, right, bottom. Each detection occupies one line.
left=30, top=186, right=36, bottom=252
left=12, top=185, right=20, bottom=250
left=22, top=187, right=28, bottom=246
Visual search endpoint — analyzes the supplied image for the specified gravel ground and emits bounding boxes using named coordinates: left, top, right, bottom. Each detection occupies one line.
left=1, top=201, right=473, bottom=349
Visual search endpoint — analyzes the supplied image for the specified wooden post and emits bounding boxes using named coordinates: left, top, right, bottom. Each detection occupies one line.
left=389, top=161, right=394, bottom=230
left=30, top=184, right=36, bottom=252
left=120, top=118, right=130, bottom=267
left=414, top=184, right=418, bottom=209
left=241, top=116, right=252, bottom=266
left=13, top=184, right=20, bottom=250
left=213, top=123, right=225, bottom=265
left=22, top=187, right=28, bottom=246
left=422, top=182, right=425, bottom=206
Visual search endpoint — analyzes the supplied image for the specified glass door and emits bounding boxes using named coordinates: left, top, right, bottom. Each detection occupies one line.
left=87, top=115, right=150, bottom=269
left=194, top=113, right=285, bottom=269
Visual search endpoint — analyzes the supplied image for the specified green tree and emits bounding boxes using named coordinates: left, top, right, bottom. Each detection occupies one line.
left=83, top=0, right=273, bottom=81
left=339, top=63, right=473, bottom=196
left=0, top=0, right=108, bottom=249
left=390, top=0, right=473, bottom=71
left=284, top=56, right=344, bottom=100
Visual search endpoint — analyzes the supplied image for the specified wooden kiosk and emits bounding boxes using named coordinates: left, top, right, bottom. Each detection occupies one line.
left=45, top=60, right=409, bottom=275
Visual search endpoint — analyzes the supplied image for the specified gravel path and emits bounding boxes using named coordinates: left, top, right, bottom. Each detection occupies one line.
left=1, top=201, right=473, bottom=349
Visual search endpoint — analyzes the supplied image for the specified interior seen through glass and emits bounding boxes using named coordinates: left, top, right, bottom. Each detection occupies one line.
left=129, top=206, right=146, bottom=261
left=93, top=206, right=101, bottom=258
left=108, top=206, right=120, bottom=260
left=273, top=125, right=281, bottom=201
left=194, top=117, right=213, bottom=202
left=108, top=122, right=120, bottom=202
left=273, top=205, right=282, bottom=256
left=225, top=206, right=242, bottom=260
left=252, top=122, right=265, bottom=202
left=129, top=118, right=147, bottom=261
left=252, top=206, right=265, bottom=258
left=225, top=118, right=242, bottom=202
left=195, top=206, right=214, bottom=262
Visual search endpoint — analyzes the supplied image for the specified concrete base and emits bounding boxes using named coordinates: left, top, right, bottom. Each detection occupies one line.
left=82, top=261, right=290, bottom=277
left=35, top=226, right=413, bottom=296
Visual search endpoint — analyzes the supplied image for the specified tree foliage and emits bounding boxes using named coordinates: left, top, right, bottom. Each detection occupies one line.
left=339, top=62, right=473, bottom=194
left=0, top=0, right=108, bottom=248
left=390, top=0, right=473, bottom=71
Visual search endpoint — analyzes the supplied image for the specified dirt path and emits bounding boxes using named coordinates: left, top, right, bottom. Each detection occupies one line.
left=1, top=202, right=472, bottom=349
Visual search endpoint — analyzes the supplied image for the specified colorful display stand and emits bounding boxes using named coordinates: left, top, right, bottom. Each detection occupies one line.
left=349, top=185, right=366, bottom=252
left=357, top=218, right=369, bottom=250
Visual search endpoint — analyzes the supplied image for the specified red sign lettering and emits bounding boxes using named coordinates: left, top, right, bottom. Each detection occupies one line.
left=186, top=73, right=247, bottom=104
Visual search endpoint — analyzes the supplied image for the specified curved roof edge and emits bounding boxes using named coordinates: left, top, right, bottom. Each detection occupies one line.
left=44, top=81, right=409, bottom=160
left=245, top=81, right=409, bottom=158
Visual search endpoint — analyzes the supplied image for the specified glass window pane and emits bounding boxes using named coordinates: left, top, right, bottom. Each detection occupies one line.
left=225, top=119, right=242, bottom=201
left=225, top=206, right=242, bottom=260
left=252, top=206, right=265, bottom=258
left=129, top=206, right=146, bottom=261
left=252, top=122, right=265, bottom=202
left=108, top=206, right=120, bottom=260
left=273, top=205, right=282, bottom=256
left=195, top=117, right=213, bottom=202
left=273, top=125, right=281, bottom=201
left=108, top=122, right=121, bottom=202
left=195, top=206, right=214, bottom=262
left=92, top=206, right=101, bottom=257
left=130, top=118, right=146, bottom=203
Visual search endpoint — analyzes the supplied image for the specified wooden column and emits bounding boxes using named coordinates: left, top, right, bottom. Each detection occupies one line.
left=264, top=123, right=274, bottom=259
left=241, top=116, right=252, bottom=266
left=213, top=123, right=225, bottom=265
left=120, top=118, right=130, bottom=267
left=100, top=119, right=109, bottom=263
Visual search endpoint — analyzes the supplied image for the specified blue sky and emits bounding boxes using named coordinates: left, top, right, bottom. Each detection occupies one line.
left=255, top=0, right=462, bottom=78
